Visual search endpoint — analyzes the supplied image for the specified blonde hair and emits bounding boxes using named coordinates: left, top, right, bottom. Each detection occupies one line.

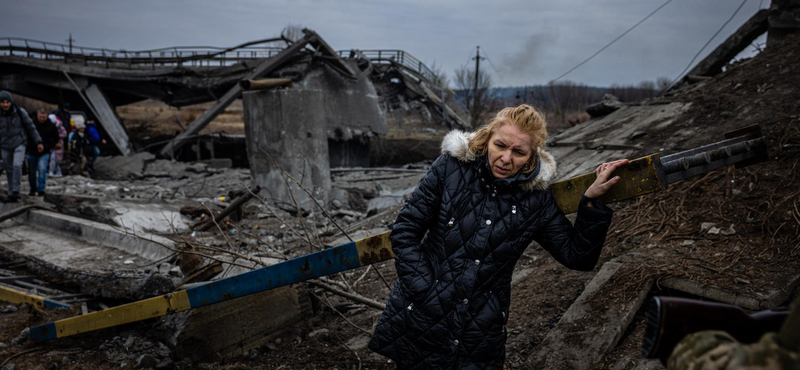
left=467, top=104, right=547, bottom=173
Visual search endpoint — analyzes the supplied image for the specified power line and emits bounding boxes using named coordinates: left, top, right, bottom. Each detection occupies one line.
left=662, top=0, right=749, bottom=93
left=550, top=0, right=674, bottom=83
left=477, top=47, right=505, bottom=84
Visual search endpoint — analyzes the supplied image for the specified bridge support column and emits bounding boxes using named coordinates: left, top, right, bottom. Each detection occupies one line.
left=83, top=84, right=132, bottom=156
left=243, top=88, right=330, bottom=209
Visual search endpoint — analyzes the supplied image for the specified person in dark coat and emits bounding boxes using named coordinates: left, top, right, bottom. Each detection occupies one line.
left=52, top=103, right=72, bottom=135
left=27, top=108, right=60, bottom=195
left=84, top=119, right=106, bottom=174
left=368, top=104, right=628, bottom=369
left=0, top=91, right=43, bottom=202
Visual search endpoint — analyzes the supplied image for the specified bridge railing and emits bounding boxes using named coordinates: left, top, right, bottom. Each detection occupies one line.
left=0, top=37, right=286, bottom=68
left=339, top=49, right=470, bottom=116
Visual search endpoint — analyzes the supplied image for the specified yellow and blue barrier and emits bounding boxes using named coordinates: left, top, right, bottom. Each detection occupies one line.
left=29, top=232, right=393, bottom=342
left=0, top=284, right=71, bottom=310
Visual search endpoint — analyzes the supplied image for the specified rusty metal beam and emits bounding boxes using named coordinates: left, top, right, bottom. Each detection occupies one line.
left=239, top=78, right=293, bottom=91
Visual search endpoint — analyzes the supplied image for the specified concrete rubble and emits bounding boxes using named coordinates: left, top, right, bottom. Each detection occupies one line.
left=1, top=17, right=799, bottom=370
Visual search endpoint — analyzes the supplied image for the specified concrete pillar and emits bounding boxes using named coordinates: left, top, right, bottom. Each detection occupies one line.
left=84, top=84, right=132, bottom=155
left=243, top=89, right=331, bottom=209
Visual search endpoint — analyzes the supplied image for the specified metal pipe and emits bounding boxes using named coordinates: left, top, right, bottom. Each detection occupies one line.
left=661, top=137, right=765, bottom=175
left=239, top=78, right=293, bottom=91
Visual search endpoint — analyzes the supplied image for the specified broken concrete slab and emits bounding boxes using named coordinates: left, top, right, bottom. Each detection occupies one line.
left=109, top=201, right=192, bottom=234
left=161, top=285, right=312, bottom=361
left=526, top=258, right=654, bottom=370
left=0, top=245, right=175, bottom=300
left=586, top=94, right=624, bottom=118
left=93, top=152, right=155, bottom=180
left=548, top=102, right=692, bottom=180
left=366, top=186, right=415, bottom=215
left=9, top=207, right=176, bottom=262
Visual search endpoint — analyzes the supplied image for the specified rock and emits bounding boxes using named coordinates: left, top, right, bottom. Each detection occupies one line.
left=61, top=356, right=73, bottom=365
left=707, top=227, right=721, bottom=235
left=680, top=240, right=696, bottom=246
left=155, top=359, right=176, bottom=370
left=700, top=222, right=717, bottom=232
left=94, top=152, right=155, bottom=180
left=1, top=305, right=17, bottom=313
left=308, top=328, right=330, bottom=338
left=101, top=334, right=172, bottom=364
left=2, top=363, right=16, bottom=370
left=586, top=94, right=624, bottom=118
left=10, top=328, right=29, bottom=346
left=367, top=186, right=415, bottom=215
left=720, top=224, right=736, bottom=236
left=0, top=342, right=7, bottom=348
left=169, top=266, right=183, bottom=278
left=731, top=189, right=742, bottom=196
left=179, top=205, right=210, bottom=219
left=158, top=263, right=172, bottom=275
left=184, top=163, right=208, bottom=173
left=135, top=354, right=159, bottom=369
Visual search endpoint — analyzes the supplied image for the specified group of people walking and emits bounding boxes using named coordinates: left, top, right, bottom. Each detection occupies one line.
left=0, top=90, right=104, bottom=202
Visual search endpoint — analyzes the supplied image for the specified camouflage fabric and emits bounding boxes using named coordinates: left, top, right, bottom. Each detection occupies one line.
left=667, top=330, right=800, bottom=370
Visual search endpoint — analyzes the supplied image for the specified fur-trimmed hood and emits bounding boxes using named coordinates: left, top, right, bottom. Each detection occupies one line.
left=440, top=130, right=557, bottom=191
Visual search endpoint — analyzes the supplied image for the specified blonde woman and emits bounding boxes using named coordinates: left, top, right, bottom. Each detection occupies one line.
left=369, top=104, right=627, bottom=369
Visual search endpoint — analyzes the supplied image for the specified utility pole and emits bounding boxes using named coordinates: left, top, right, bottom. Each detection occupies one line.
left=471, top=46, right=485, bottom=127
left=67, top=34, right=74, bottom=54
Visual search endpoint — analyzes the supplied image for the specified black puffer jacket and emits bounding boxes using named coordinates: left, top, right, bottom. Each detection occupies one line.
left=369, top=131, right=614, bottom=369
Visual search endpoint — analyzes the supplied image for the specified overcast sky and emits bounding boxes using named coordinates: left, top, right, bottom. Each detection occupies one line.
left=1, top=0, right=769, bottom=88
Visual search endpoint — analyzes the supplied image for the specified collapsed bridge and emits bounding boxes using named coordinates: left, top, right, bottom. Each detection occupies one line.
left=0, top=30, right=470, bottom=157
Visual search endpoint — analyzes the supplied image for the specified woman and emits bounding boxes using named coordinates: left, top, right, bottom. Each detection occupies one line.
left=368, top=104, right=627, bottom=369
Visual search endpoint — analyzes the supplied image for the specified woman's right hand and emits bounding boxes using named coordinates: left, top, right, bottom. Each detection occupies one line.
left=584, top=159, right=629, bottom=200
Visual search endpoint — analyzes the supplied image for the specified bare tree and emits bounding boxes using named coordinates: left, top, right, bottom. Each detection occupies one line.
left=454, top=65, right=495, bottom=127
left=428, top=61, right=448, bottom=87
left=656, top=77, right=672, bottom=92
left=546, top=80, right=591, bottom=125
left=638, top=80, right=656, bottom=99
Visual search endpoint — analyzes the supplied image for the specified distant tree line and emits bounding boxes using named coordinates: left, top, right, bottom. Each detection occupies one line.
left=448, top=64, right=671, bottom=127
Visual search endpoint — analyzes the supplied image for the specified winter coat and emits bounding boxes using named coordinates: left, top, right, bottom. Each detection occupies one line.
left=0, top=105, right=42, bottom=150
left=52, top=108, right=71, bottom=134
left=27, top=115, right=60, bottom=154
left=51, top=115, right=68, bottom=162
left=86, top=123, right=101, bottom=144
left=68, top=131, right=91, bottom=157
left=368, top=130, right=614, bottom=369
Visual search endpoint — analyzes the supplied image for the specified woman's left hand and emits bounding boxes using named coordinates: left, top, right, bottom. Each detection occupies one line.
left=584, top=159, right=629, bottom=200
